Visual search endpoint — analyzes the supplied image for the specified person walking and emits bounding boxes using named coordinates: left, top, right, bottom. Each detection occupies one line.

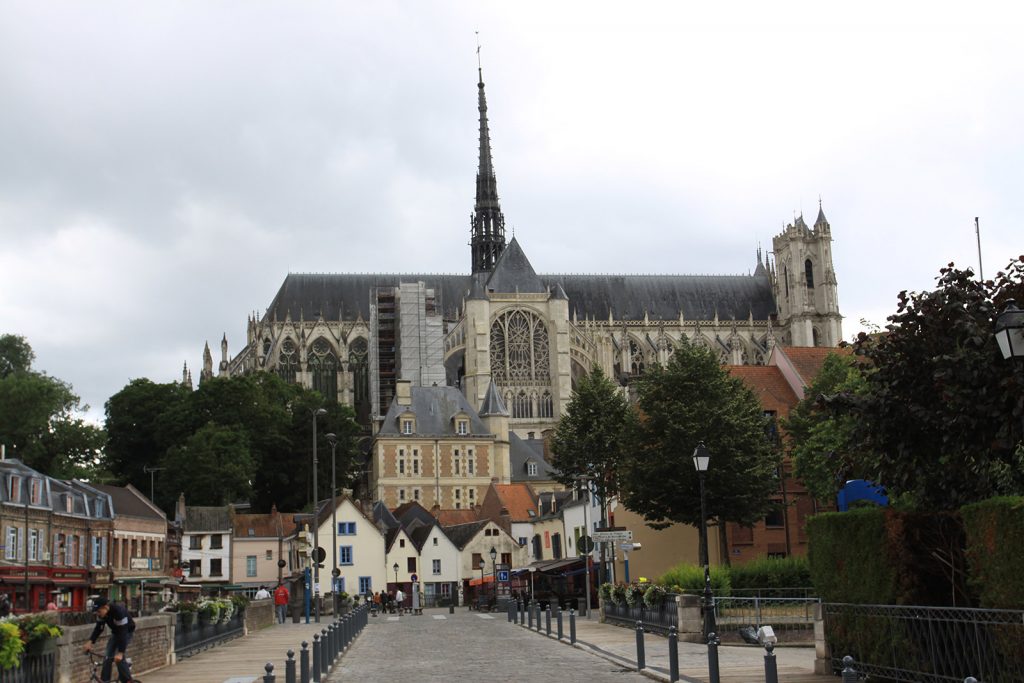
left=254, top=586, right=271, bottom=600
left=395, top=587, right=405, bottom=613
left=83, top=597, right=137, bottom=683
left=273, top=583, right=290, bottom=624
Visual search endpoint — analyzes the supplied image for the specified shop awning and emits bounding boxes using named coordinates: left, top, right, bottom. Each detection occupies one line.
left=468, top=575, right=496, bottom=587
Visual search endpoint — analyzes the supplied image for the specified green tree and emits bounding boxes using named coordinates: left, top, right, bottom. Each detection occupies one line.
left=0, top=334, right=105, bottom=477
left=620, top=341, right=780, bottom=557
left=848, top=257, right=1024, bottom=509
left=551, top=366, right=635, bottom=507
left=160, top=423, right=255, bottom=506
left=783, top=352, right=869, bottom=504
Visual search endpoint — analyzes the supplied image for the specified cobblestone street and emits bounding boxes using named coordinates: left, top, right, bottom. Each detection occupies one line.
left=329, top=609, right=651, bottom=682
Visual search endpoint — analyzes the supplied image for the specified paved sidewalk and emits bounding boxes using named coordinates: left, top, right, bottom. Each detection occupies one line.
left=142, top=620, right=330, bottom=683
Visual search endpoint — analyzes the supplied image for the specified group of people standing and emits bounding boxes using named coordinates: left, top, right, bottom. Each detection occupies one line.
left=254, top=583, right=292, bottom=623
left=371, top=588, right=404, bottom=613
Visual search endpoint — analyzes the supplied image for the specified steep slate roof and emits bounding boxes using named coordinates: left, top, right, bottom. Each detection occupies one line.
left=261, top=270, right=776, bottom=324
left=232, top=512, right=283, bottom=538
left=408, top=524, right=435, bottom=551
left=442, top=520, right=489, bottom=550
left=478, top=380, right=508, bottom=417
left=485, top=237, right=546, bottom=294
left=183, top=506, right=232, bottom=532
left=372, top=501, right=400, bottom=530
left=509, top=432, right=558, bottom=482
left=783, top=347, right=849, bottom=385
left=727, top=366, right=799, bottom=417
left=378, top=385, right=490, bottom=436
left=491, top=484, right=538, bottom=521
left=393, top=501, right=437, bottom=529
left=91, top=483, right=165, bottom=521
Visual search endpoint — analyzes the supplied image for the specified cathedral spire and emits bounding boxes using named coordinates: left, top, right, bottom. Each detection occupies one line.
left=469, top=53, right=506, bottom=274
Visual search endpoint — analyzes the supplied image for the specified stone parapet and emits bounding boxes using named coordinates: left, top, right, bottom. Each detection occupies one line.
left=56, top=613, right=175, bottom=683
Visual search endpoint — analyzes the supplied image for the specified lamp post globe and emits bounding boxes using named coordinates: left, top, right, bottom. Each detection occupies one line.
left=995, top=299, right=1024, bottom=361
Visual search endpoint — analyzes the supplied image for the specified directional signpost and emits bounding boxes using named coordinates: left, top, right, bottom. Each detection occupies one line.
left=592, top=529, right=633, bottom=543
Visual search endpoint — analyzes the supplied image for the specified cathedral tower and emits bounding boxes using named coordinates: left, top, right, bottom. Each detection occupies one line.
left=771, top=202, right=842, bottom=346
left=469, top=67, right=506, bottom=274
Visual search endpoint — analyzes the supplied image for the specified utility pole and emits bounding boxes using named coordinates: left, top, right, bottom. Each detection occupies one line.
left=143, top=466, right=165, bottom=504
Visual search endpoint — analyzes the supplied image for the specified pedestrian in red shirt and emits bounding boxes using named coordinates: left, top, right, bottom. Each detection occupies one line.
left=273, top=583, right=290, bottom=624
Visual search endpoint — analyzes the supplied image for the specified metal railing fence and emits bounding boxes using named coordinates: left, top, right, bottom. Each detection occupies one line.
left=174, top=610, right=245, bottom=657
left=602, top=596, right=678, bottom=635
left=714, top=596, right=819, bottom=635
left=824, top=602, right=1024, bottom=683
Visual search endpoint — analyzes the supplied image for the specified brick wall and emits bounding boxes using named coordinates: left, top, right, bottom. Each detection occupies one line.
left=245, top=599, right=275, bottom=632
left=56, top=614, right=174, bottom=683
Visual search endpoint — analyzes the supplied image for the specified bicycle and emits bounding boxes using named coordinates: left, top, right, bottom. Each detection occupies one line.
left=85, top=650, right=140, bottom=683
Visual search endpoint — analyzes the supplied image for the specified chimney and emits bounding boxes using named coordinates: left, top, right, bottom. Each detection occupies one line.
left=527, top=432, right=535, bottom=440
left=396, top=380, right=412, bottom=406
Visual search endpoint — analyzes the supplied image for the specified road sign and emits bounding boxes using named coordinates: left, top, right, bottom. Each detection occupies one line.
left=497, top=570, right=509, bottom=582
left=411, top=573, right=418, bottom=582
left=496, top=563, right=510, bottom=571
left=592, top=529, right=633, bottom=543
left=313, top=546, right=326, bottom=563
left=578, top=535, right=594, bottom=554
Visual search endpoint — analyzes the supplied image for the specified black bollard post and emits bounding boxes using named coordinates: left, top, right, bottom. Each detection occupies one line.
left=340, top=616, right=347, bottom=651
left=300, top=641, right=310, bottom=683
left=321, top=628, right=329, bottom=674
left=325, top=624, right=334, bottom=662
left=635, top=621, right=646, bottom=671
left=707, top=632, right=721, bottom=683
left=263, top=662, right=276, bottom=683
left=668, top=626, right=679, bottom=683
left=569, top=608, right=576, bottom=644
left=311, top=635, right=321, bottom=683
left=763, top=642, right=779, bottom=683
left=508, top=599, right=514, bottom=622
left=557, top=605, right=563, bottom=640
left=527, top=600, right=534, bottom=629
left=535, top=602, right=542, bottom=630
left=285, top=649, right=297, bottom=683
left=519, top=599, right=525, bottom=625
left=545, top=605, right=551, bottom=636
left=841, top=656, right=859, bottom=683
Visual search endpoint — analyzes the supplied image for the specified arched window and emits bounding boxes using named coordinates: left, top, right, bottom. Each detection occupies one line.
left=539, top=391, right=554, bottom=418
left=513, top=391, right=532, bottom=419
left=348, top=338, right=369, bottom=424
left=308, top=337, right=338, bottom=402
left=629, top=339, right=646, bottom=375
left=805, top=259, right=814, bottom=288
left=784, top=266, right=790, bottom=297
left=278, top=338, right=299, bottom=384
left=812, top=328, right=821, bottom=347
left=489, top=309, right=550, bottom=383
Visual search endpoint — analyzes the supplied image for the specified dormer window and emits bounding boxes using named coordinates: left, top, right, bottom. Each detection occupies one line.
left=29, top=479, right=42, bottom=505
left=402, top=419, right=413, bottom=435
left=7, top=476, right=20, bottom=503
left=527, top=461, right=538, bottom=477
left=64, top=494, right=73, bottom=513
left=457, top=420, right=468, bottom=436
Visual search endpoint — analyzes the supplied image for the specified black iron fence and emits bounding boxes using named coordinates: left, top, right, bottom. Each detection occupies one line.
left=714, top=596, right=818, bottom=637
left=824, top=603, right=1024, bottom=682
left=0, top=654, right=55, bottom=683
left=602, top=596, right=678, bottom=635
left=174, top=610, right=245, bottom=657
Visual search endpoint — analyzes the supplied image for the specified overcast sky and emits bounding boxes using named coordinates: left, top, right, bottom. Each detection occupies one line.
left=2, top=1, right=1021, bottom=424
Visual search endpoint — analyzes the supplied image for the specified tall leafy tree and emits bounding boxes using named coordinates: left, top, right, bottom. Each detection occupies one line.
left=783, top=352, right=869, bottom=504
left=160, top=423, right=255, bottom=506
left=551, top=366, right=635, bottom=508
left=0, top=334, right=105, bottom=477
left=848, top=257, right=1024, bottom=509
left=619, top=340, right=779, bottom=561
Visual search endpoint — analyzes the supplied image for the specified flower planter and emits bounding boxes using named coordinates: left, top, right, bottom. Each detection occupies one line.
left=23, top=639, right=56, bottom=657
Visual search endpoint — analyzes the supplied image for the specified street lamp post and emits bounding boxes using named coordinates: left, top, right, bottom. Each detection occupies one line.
left=575, top=475, right=593, bottom=619
left=692, top=441, right=717, bottom=640
left=995, top=299, right=1024, bottom=442
left=478, top=560, right=485, bottom=607
left=489, top=546, right=498, bottom=605
left=311, top=407, right=327, bottom=624
left=143, top=465, right=165, bottom=504
left=325, top=432, right=339, bottom=617
left=528, top=566, right=536, bottom=602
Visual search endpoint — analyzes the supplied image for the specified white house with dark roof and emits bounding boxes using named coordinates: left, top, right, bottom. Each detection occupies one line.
left=176, top=496, right=232, bottom=587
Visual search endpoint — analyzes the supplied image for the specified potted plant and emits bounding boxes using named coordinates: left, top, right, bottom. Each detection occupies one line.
left=599, top=583, right=614, bottom=603
left=625, top=583, right=646, bottom=607
left=217, top=599, right=234, bottom=624
left=177, top=601, right=198, bottom=628
left=642, top=584, right=666, bottom=608
left=611, top=584, right=627, bottom=605
left=198, top=599, right=220, bottom=623
left=0, top=621, right=25, bottom=670
left=17, top=614, right=62, bottom=655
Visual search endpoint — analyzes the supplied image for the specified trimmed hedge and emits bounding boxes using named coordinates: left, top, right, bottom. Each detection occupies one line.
left=729, top=555, right=811, bottom=596
left=807, top=508, right=898, bottom=604
left=961, top=496, right=1024, bottom=609
left=656, top=563, right=732, bottom=596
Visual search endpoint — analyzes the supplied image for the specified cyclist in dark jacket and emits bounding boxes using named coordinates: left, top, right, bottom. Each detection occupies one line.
left=83, top=597, right=136, bottom=682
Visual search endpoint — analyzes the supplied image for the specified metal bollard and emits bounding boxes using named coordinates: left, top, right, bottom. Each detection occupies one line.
left=321, top=628, right=329, bottom=673
left=545, top=605, right=551, bottom=636
left=707, top=632, right=721, bottom=683
left=535, top=602, right=542, bottom=630
left=508, top=599, right=514, bottom=622
left=263, top=662, right=276, bottom=683
left=311, top=635, right=321, bottom=683
left=635, top=621, right=646, bottom=671
left=300, top=641, right=310, bottom=683
left=285, top=649, right=297, bottom=683
left=519, top=599, right=525, bottom=625
left=668, top=626, right=679, bottom=683
left=340, top=616, right=347, bottom=651
left=569, top=608, right=576, bottom=644
left=763, top=642, right=779, bottom=683
left=528, top=600, right=534, bottom=629
left=841, top=655, right=859, bottom=683
left=557, top=605, right=563, bottom=640
left=325, top=624, right=333, bottom=662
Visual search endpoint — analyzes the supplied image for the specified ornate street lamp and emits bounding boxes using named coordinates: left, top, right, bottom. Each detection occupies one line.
left=489, top=546, right=498, bottom=604
left=311, top=407, right=327, bottom=624
left=478, top=560, right=485, bottom=607
left=995, top=299, right=1024, bottom=361
left=692, top=442, right=717, bottom=641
